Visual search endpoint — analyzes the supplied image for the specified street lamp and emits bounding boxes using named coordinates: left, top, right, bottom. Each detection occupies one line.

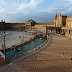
left=0, top=33, right=3, bottom=48
left=23, top=31, right=24, bottom=41
left=3, top=32, right=6, bottom=61
left=0, top=32, right=7, bottom=61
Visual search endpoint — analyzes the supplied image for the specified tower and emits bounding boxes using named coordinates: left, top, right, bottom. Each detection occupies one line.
left=54, top=13, right=57, bottom=27
left=1, top=20, right=3, bottom=22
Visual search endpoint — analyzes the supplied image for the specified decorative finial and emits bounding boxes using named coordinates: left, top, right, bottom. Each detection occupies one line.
left=60, top=10, right=61, bottom=14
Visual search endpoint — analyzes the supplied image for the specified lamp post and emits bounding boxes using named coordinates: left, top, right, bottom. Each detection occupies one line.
left=70, top=24, right=71, bottom=38
left=30, top=27, right=31, bottom=39
left=3, top=31, right=6, bottom=61
left=0, top=33, right=3, bottom=48
left=22, top=31, right=24, bottom=41
left=0, top=32, right=7, bottom=61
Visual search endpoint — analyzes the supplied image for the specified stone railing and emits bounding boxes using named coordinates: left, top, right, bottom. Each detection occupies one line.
left=11, top=36, right=53, bottom=62
left=0, top=51, right=5, bottom=59
left=13, top=38, right=48, bottom=58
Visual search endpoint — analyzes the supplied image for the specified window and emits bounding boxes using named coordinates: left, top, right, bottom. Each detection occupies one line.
left=63, top=29, right=64, bottom=32
left=63, top=24, right=65, bottom=26
left=26, top=23, right=30, bottom=24
left=67, top=24, right=68, bottom=27
left=26, top=25, right=30, bottom=27
left=69, top=30, right=70, bottom=34
left=60, top=24, right=61, bottom=26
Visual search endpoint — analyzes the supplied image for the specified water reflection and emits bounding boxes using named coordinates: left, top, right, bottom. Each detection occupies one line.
left=6, top=38, right=44, bottom=60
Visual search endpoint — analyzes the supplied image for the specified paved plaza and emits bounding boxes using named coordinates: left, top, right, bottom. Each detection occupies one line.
left=0, top=35, right=72, bottom=72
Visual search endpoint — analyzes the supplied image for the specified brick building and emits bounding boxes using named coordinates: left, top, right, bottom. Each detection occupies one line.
left=0, top=21, right=25, bottom=31
left=0, top=13, right=72, bottom=37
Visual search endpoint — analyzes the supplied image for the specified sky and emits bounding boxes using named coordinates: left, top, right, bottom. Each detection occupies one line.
left=0, top=0, right=72, bottom=23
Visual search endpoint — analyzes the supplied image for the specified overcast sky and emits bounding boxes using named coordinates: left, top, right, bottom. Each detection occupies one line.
left=0, top=0, right=72, bottom=23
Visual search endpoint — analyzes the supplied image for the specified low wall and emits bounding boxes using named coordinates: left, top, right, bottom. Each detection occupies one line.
left=25, top=38, right=48, bottom=54
left=0, top=34, right=36, bottom=51
left=11, top=37, right=49, bottom=61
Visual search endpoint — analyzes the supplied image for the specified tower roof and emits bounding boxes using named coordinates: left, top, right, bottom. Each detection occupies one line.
left=59, top=13, right=61, bottom=16
left=55, top=13, right=57, bottom=20
left=55, top=13, right=57, bottom=17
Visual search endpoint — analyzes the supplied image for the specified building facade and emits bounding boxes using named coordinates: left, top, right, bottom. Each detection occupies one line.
left=32, top=22, right=54, bottom=34
left=65, top=17, right=72, bottom=37
left=0, top=13, right=72, bottom=37
left=0, top=21, right=25, bottom=31
left=54, top=13, right=67, bottom=27
left=25, top=19, right=36, bottom=31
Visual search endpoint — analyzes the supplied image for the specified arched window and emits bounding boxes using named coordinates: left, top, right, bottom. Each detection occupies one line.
left=69, top=30, right=70, bottom=34
left=66, top=29, right=67, bottom=32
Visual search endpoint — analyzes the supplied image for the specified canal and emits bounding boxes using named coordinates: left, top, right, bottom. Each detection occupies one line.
left=6, top=37, right=46, bottom=60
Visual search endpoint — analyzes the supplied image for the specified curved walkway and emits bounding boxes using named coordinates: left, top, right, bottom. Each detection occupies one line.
left=0, top=35, right=72, bottom=72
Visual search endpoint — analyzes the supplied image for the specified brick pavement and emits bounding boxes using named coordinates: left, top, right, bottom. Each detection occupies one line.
left=0, top=65, right=16, bottom=72
left=0, top=35, right=72, bottom=72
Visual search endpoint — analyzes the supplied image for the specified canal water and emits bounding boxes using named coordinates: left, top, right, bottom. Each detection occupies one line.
left=6, top=37, right=45, bottom=60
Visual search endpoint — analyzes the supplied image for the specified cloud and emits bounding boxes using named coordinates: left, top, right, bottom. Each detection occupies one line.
left=64, top=0, right=72, bottom=5
left=17, top=0, right=43, bottom=11
left=69, top=0, right=72, bottom=1
left=0, top=0, right=5, bottom=3
left=63, top=0, right=72, bottom=13
left=0, top=0, right=72, bottom=23
left=69, top=0, right=72, bottom=4
left=0, top=0, right=7, bottom=13
left=0, top=0, right=6, bottom=7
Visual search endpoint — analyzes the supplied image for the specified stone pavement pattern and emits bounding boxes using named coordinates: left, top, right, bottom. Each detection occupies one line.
left=0, top=35, right=72, bottom=72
